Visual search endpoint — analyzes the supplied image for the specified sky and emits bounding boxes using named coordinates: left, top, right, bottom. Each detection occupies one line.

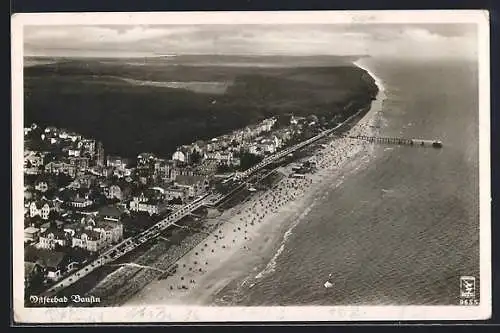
left=23, top=24, right=478, bottom=60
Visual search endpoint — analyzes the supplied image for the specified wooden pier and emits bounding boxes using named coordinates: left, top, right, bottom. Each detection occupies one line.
left=347, top=135, right=443, bottom=148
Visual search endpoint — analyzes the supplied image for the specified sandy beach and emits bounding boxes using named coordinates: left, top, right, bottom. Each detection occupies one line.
left=123, top=82, right=385, bottom=306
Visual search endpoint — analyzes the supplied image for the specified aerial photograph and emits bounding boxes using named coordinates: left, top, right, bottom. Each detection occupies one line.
left=19, top=19, right=483, bottom=312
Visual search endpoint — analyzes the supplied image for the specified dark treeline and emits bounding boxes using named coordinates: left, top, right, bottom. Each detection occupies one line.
left=24, top=59, right=378, bottom=159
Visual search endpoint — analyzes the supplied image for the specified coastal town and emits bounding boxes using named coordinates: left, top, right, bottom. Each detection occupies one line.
left=14, top=15, right=487, bottom=324
left=23, top=113, right=330, bottom=297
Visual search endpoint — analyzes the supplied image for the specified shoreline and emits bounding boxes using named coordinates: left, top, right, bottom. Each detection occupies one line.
left=122, top=64, right=387, bottom=306
left=212, top=63, right=388, bottom=306
left=53, top=63, right=386, bottom=307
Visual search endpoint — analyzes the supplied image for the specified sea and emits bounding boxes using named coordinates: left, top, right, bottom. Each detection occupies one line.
left=215, top=57, right=480, bottom=306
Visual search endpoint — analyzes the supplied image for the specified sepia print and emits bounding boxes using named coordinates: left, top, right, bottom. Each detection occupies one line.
left=11, top=10, right=491, bottom=322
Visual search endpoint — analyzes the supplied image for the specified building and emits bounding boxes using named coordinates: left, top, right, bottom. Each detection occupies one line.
left=129, top=197, right=163, bottom=215
left=95, top=141, right=105, bottom=167
left=68, top=174, right=97, bottom=190
left=24, top=151, right=48, bottom=175
left=135, top=167, right=156, bottom=185
left=90, top=218, right=124, bottom=245
left=102, top=183, right=128, bottom=201
left=275, top=129, right=292, bottom=143
left=69, top=195, right=93, bottom=209
left=69, top=156, right=90, bottom=171
left=24, top=151, right=47, bottom=168
left=172, top=150, right=189, bottom=164
left=190, top=140, right=207, bottom=155
left=34, top=175, right=56, bottom=193
left=259, top=138, right=278, bottom=154
left=38, top=226, right=72, bottom=249
left=169, top=165, right=180, bottom=182
left=107, top=184, right=123, bottom=200
left=60, top=188, right=94, bottom=209
left=206, top=151, right=234, bottom=165
left=71, top=229, right=106, bottom=253
left=260, top=117, right=276, bottom=132
left=34, top=181, right=48, bottom=193
left=137, top=152, right=156, bottom=167
left=174, top=175, right=208, bottom=198
left=249, top=144, right=264, bottom=156
left=78, top=139, right=96, bottom=156
left=25, top=249, right=74, bottom=281
left=44, top=161, right=76, bottom=178
left=44, top=126, right=59, bottom=134
left=29, top=200, right=55, bottom=220
left=113, top=167, right=132, bottom=179
left=67, top=146, right=81, bottom=157
left=162, top=186, right=188, bottom=202
left=39, top=220, right=65, bottom=233
left=102, top=166, right=115, bottom=178
left=66, top=132, right=82, bottom=142
left=194, top=159, right=219, bottom=176
left=24, top=226, right=40, bottom=243
left=106, top=155, right=127, bottom=169
left=205, top=140, right=217, bottom=153
left=130, top=186, right=172, bottom=215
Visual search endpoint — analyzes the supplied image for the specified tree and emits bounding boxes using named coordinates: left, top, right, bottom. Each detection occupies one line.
left=168, top=197, right=183, bottom=205
left=216, top=163, right=232, bottom=174
left=238, top=152, right=263, bottom=171
left=55, top=173, right=72, bottom=188
left=107, top=197, right=120, bottom=205
left=190, top=150, right=202, bottom=165
left=306, top=114, right=319, bottom=124
left=48, top=210, right=60, bottom=220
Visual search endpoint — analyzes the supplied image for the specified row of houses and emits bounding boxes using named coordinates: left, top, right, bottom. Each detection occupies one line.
left=40, top=127, right=105, bottom=165
left=25, top=125, right=106, bottom=178
left=128, top=174, right=209, bottom=215
left=24, top=207, right=123, bottom=285
left=26, top=173, right=209, bottom=223
left=25, top=207, right=124, bottom=252
left=169, top=117, right=303, bottom=170
left=170, top=117, right=277, bottom=165
left=25, top=249, right=80, bottom=286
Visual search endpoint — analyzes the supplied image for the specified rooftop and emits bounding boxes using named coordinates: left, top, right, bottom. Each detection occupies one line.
left=24, top=227, right=40, bottom=234
left=40, top=226, right=69, bottom=239
left=137, top=152, right=156, bottom=160
left=175, top=174, right=206, bottom=186
left=73, top=228, right=102, bottom=241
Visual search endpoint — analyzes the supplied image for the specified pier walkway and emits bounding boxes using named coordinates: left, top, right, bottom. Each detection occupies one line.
left=346, top=135, right=443, bottom=148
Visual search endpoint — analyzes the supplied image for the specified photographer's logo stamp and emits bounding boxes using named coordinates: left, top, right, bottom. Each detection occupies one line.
left=460, top=276, right=475, bottom=298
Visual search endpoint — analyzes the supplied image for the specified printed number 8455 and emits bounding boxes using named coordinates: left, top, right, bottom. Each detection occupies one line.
left=460, top=299, right=479, bottom=305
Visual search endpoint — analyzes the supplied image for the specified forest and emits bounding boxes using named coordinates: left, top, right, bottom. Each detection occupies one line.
left=24, top=56, right=378, bottom=159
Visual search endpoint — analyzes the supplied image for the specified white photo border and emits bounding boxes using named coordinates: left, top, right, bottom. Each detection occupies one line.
left=11, top=10, right=491, bottom=323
